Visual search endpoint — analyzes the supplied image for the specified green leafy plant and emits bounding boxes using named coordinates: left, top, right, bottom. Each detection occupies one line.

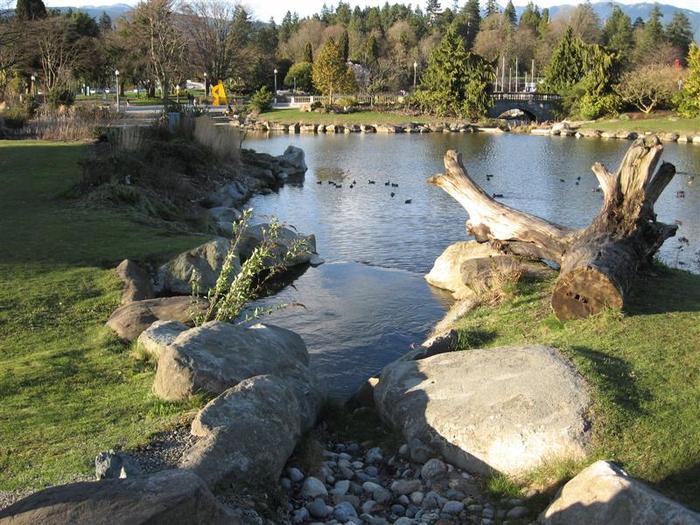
left=192, top=209, right=310, bottom=325
left=248, top=86, right=274, bottom=112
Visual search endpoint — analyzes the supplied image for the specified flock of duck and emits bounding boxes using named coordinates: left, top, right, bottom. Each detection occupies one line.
left=316, top=178, right=412, bottom=204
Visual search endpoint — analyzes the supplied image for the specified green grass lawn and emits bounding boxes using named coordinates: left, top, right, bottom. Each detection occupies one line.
left=0, top=141, right=204, bottom=490
left=580, top=115, right=700, bottom=135
left=453, top=269, right=700, bottom=510
left=258, top=108, right=438, bottom=126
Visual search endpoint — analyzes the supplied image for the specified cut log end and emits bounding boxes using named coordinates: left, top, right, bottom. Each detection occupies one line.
left=551, top=267, right=623, bottom=321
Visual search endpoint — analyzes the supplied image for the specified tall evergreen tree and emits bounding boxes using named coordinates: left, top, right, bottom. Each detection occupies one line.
left=602, top=6, right=633, bottom=61
left=98, top=11, right=112, bottom=33
left=312, top=37, right=356, bottom=102
left=677, top=43, right=700, bottom=116
left=426, top=0, right=442, bottom=24
left=415, top=26, right=494, bottom=118
left=365, top=34, right=379, bottom=63
left=338, top=29, right=349, bottom=62
left=666, top=12, right=693, bottom=61
left=304, top=42, right=313, bottom=63
left=519, top=2, right=540, bottom=32
left=484, top=0, right=499, bottom=17
left=502, top=1, right=517, bottom=28
left=637, top=6, right=665, bottom=56
left=15, top=0, right=47, bottom=20
left=458, top=0, right=480, bottom=49
left=542, top=26, right=589, bottom=92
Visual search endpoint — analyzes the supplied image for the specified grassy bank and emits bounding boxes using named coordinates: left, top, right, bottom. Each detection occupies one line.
left=580, top=115, right=700, bottom=135
left=452, top=269, right=700, bottom=510
left=0, top=141, right=204, bottom=490
left=258, top=108, right=436, bottom=126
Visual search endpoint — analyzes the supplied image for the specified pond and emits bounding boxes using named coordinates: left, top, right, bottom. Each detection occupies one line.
left=245, top=133, right=700, bottom=397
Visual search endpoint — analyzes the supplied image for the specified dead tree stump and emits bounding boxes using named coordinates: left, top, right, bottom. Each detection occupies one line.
left=428, top=136, right=677, bottom=320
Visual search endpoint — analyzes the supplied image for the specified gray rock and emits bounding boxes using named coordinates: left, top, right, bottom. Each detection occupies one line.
left=115, top=259, right=153, bottom=305
left=307, top=497, right=331, bottom=519
left=391, top=503, right=406, bottom=515
left=136, top=320, right=189, bottom=361
left=180, top=374, right=321, bottom=489
left=442, top=501, right=465, bottom=514
left=393, top=518, right=414, bottom=525
left=0, top=470, right=239, bottom=525
left=208, top=206, right=241, bottom=225
left=373, top=487, right=392, bottom=504
left=106, top=296, right=205, bottom=342
left=420, top=458, right=447, bottom=481
left=153, top=321, right=311, bottom=401
left=277, top=145, right=308, bottom=175
left=391, top=479, right=422, bottom=496
left=238, top=223, right=317, bottom=267
left=334, top=501, right=358, bottom=522
left=94, top=450, right=141, bottom=480
left=362, top=500, right=377, bottom=514
left=280, top=477, right=292, bottom=490
left=540, top=460, right=700, bottom=525
left=375, top=346, right=591, bottom=475
left=302, top=477, right=329, bottom=499
left=156, top=238, right=238, bottom=295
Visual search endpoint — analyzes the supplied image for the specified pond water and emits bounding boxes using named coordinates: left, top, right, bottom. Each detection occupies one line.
left=245, top=133, right=700, bottom=397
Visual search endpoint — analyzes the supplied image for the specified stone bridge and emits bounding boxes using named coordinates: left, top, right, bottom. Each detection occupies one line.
left=488, top=93, right=561, bottom=122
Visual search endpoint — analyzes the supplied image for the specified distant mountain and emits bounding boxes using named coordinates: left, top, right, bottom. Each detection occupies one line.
left=515, top=2, right=700, bottom=42
left=52, top=3, right=132, bottom=21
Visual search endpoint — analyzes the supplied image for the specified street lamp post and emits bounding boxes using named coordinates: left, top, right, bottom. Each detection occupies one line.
left=30, top=75, right=36, bottom=96
left=204, top=72, right=208, bottom=97
left=273, top=68, right=278, bottom=94
left=413, top=61, right=418, bottom=89
left=115, top=69, right=120, bottom=111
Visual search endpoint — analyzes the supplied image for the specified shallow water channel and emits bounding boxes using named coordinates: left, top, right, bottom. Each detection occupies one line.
left=244, top=132, right=700, bottom=397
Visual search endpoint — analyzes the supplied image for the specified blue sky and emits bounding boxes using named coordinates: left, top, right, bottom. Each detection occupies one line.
left=40, top=0, right=700, bottom=22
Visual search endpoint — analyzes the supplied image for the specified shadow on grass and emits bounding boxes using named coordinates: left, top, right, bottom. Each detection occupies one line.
left=569, top=346, right=651, bottom=417
left=457, top=329, right=498, bottom=349
left=656, top=462, right=700, bottom=512
left=625, top=266, right=700, bottom=316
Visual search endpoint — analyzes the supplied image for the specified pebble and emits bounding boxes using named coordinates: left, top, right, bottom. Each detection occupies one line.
left=507, top=505, right=529, bottom=519
left=287, top=467, right=304, bottom=482
left=302, top=476, right=328, bottom=498
left=390, top=479, right=422, bottom=496
left=307, top=497, right=331, bottom=519
left=362, top=500, right=377, bottom=514
left=482, top=507, right=495, bottom=518
left=397, top=494, right=410, bottom=505
left=334, top=501, right=358, bottom=522
left=365, top=466, right=379, bottom=477
left=332, top=479, right=351, bottom=496
left=292, top=507, right=309, bottom=524
left=280, top=477, right=292, bottom=490
left=394, top=518, right=414, bottom=525
left=398, top=444, right=409, bottom=456
left=409, top=491, right=424, bottom=505
left=442, top=501, right=465, bottom=514
left=390, top=503, right=406, bottom=515
left=362, top=481, right=383, bottom=493
left=421, top=458, right=447, bottom=481
left=366, top=447, right=384, bottom=464
left=351, top=461, right=364, bottom=469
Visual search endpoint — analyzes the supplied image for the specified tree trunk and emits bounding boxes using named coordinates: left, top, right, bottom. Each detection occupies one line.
left=428, top=136, right=677, bottom=320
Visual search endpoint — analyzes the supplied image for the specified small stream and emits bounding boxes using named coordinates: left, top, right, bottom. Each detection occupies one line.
left=245, top=132, right=700, bottom=397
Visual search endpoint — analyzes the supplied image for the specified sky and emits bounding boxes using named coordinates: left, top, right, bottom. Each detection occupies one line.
left=39, top=0, right=700, bottom=22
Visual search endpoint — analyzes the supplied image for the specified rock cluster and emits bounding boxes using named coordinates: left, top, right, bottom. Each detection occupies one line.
left=236, top=120, right=486, bottom=135
left=280, top=441, right=531, bottom=525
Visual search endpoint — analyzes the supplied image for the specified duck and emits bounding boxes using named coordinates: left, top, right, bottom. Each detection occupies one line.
left=385, top=181, right=390, bottom=186
left=390, top=192, right=395, bottom=197
left=316, top=180, right=322, bottom=185
left=559, top=178, right=565, bottom=182
left=404, top=199, right=412, bottom=204
left=492, top=193, right=504, bottom=198
left=327, top=181, right=334, bottom=185
left=368, top=180, right=376, bottom=184
left=391, top=183, right=399, bottom=188
left=677, top=190, right=686, bottom=198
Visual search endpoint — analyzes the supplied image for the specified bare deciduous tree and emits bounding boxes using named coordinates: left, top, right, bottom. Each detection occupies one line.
left=616, top=64, right=683, bottom=113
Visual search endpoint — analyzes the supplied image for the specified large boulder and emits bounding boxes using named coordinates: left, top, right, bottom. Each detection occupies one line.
left=156, top=238, right=238, bottom=295
left=276, top=146, right=307, bottom=176
left=540, top=461, right=700, bottom=525
left=238, top=223, right=317, bottom=267
left=115, top=259, right=154, bottom=305
left=106, top=297, right=206, bottom=342
left=0, top=470, right=241, bottom=525
left=180, top=373, right=322, bottom=489
left=153, top=321, right=311, bottom=401
left=426, top=241, right=542, bottom=299
left=136, top=320, right=189, bottom=361
left=374, top=345, right=592, bottom=474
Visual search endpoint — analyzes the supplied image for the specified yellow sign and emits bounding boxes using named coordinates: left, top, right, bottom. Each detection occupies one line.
left=211, top=80, right=228, bottom=106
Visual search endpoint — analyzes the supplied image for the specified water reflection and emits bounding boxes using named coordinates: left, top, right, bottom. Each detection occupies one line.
left=250, top=262, right=452, bottom=397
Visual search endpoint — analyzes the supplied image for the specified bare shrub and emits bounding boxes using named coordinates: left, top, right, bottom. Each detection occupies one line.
left=616, top=65, right=684, bottom=114
left=193, top=115, right=241, bottom=163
